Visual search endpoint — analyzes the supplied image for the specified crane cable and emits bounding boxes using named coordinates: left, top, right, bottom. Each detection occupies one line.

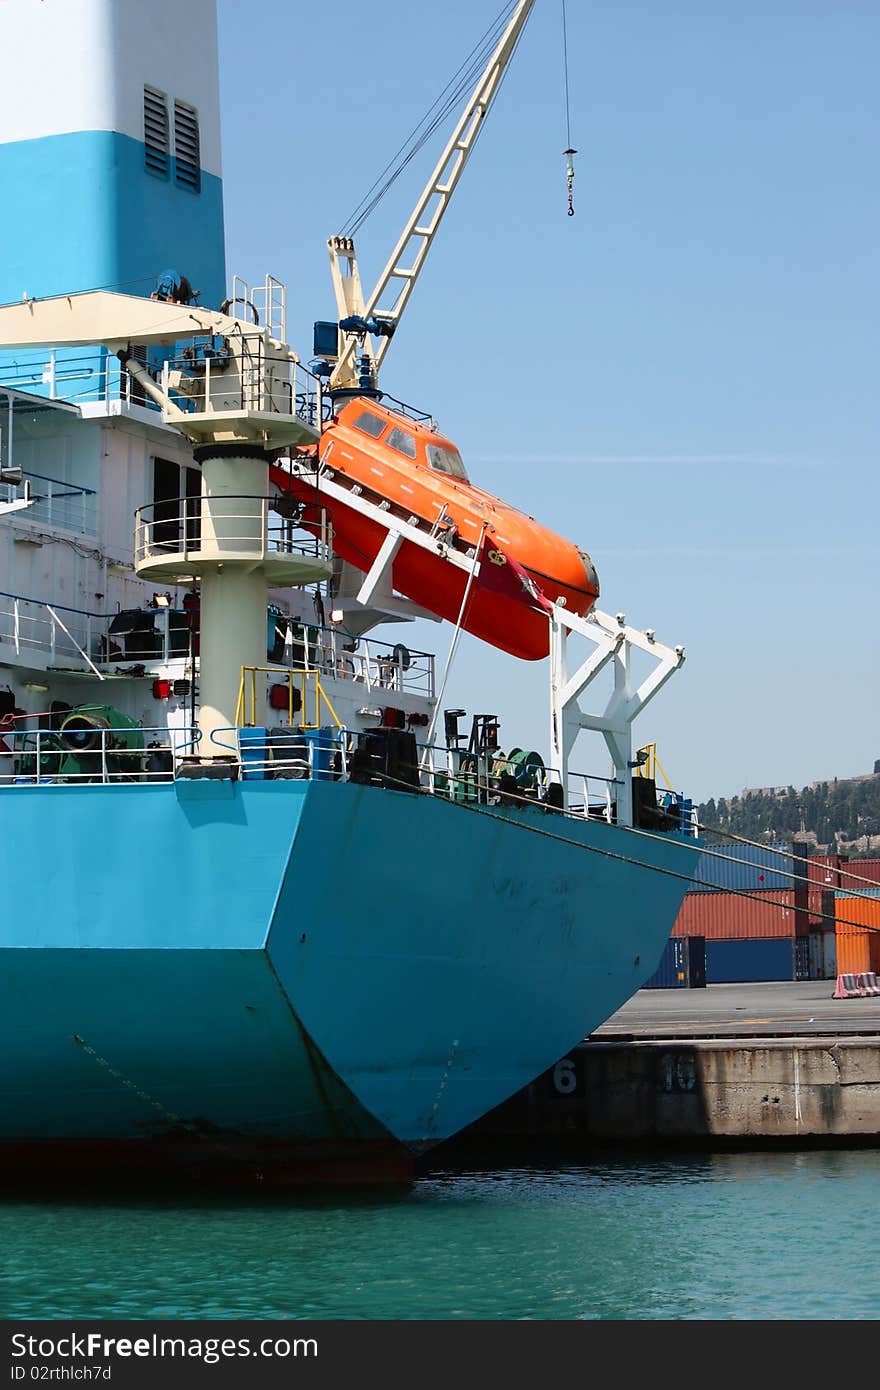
left=562, top=0, right=576, bottom=216
left=338, top=3, right=518, bottom=239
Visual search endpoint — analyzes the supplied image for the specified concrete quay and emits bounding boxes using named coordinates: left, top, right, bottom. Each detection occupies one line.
left=443, top=983, right=880, bottom=1152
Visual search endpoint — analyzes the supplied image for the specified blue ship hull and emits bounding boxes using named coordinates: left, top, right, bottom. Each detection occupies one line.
left=0, top=779, right=695, bottom=1181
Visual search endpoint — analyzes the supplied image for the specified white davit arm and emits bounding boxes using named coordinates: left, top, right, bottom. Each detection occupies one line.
left=329, top=0, right=537, bottom=390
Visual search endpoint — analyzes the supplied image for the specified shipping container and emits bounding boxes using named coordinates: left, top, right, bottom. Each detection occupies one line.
left=690, top=842, right=794, bottom=893
left=643, top=936, right=706, bottom=989
left=643, top=937, right=689, bottom=989
left=835, top=930, right=876, bottom=977
left=805, top=853, right=848, bottom=890
left=808, top=930, right=837, bottom=980
left=834, top=889, right=880, bottom=976
left=689, top=936, right=707, bottom=987
left=673, top=889, right=796, bottom=940
left=844, top=859, right=880, bottom=887
left=804, top=886, right=825, bottom=932
left=705, top=938, right=795, bottom=984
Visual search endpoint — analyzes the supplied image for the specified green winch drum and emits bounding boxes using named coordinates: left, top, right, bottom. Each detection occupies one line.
left=496, top=747, right=545, bottom=792
left=59, top=706, right=144, bottom=754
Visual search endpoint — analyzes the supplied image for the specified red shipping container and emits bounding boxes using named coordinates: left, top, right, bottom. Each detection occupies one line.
left=672, top=889, right=797, bottom=940
left=843, top=859, right=880, bottom=887
left=806, top=886, right=825, bottom=931
left=806, top=854, right=847, bottom=889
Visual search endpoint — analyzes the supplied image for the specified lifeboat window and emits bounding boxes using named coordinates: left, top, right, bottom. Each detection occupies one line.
left=352, top=412, right=386, bottom=439
left=386, top=427, right=417, bottom=459
left=426, top=444, right=469, bottom=482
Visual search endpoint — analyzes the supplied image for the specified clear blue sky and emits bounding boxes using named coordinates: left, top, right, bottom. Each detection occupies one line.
left=218, top=0, right=878, bottom=803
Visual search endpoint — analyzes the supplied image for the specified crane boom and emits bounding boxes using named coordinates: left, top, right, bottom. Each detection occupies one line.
left=328, top=0, right=536, bottom=391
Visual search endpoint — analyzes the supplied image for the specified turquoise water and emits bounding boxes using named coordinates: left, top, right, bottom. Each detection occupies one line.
left=1, top=1152, right=878, bottom=1320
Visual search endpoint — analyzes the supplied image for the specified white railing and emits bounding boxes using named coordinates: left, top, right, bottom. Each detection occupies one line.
left=416, top=740, right=620, bottom=818
left=160, top=336, right=323, bottom=429
left=0, top=724, right=199, bottom=786
left=1, top=349, right=148, bottom=409
left=0, top=721, right=690, bottom=839
left=133, top=496, right=331, bottom=569
left=283, top=625, right=434, bottom=699
left=566, top=772, right=623, bottom=824
left=0, top=470, right=97, bottom=535
left=0, top=592, right=96, bottom=667
left=209, top=726, right=350, bottom=782
left=0, top=593, right=197, bottom=672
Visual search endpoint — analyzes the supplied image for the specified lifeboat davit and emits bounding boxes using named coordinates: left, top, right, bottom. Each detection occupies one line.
left=270, top=396, right=599, bottom=660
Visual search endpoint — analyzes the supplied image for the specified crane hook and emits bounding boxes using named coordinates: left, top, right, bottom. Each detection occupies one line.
left=564, top=148, right=577, bottom=218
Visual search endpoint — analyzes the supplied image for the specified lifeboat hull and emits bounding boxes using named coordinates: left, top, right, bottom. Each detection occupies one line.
left=273, top=481, right=558, bottom=661
left=270, top=399, right=599, bottom=661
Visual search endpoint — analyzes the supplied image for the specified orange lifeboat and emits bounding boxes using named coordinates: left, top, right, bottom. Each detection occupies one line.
left=270, top=396, right=599, bottom=660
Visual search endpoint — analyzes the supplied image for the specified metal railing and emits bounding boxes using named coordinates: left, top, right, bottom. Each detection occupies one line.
left=0, top=469, right=97, bottom=534
left=206, top=725, right=349, bottom=781
left=0, top=582, right=434, bottom=693
left=236, top=666, right=344, bottom=731
left=565, top=772, right=623, bottom=824
left=0, top=349, right=159, bottom=409
left=228, top=274, right=287, bottom=344
left=0, top=717, right=687, bottom=837
left=160, top=336, right=324, bottom=429
left=375, top=393, right=436, bottom=429
left=0, top=592, right=198, bottom=672
left=133, top=496, right=331, bottom=569
left=415, top=741, right=622, bottom=820
left=1, top=338, right=325, bottom=430
left=0, top=592, right=97, bottom=667
left=277, top=623, right=435, bottom=699
left=0, top=723, right=199, bottom=785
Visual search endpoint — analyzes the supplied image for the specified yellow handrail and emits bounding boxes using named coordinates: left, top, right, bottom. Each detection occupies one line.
left=235, top=665, right=343, bottom=730
left=634, top=741, right=675, bottom=791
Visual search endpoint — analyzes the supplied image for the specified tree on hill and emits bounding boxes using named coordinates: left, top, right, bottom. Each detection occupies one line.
left=698, top=775, right=880, bottom=854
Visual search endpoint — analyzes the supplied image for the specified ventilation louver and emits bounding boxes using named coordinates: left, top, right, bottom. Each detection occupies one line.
left=174, top=101, right=201, bottom=192
left=143, top=86, right=169, bottom=178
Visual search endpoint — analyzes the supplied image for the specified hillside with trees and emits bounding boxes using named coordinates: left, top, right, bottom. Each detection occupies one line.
left=698, top=773, right=880, bottom=855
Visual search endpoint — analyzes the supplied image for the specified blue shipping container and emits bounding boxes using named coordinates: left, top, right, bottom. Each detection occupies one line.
left=643, top=937, right=706, bottom=989
left=644, top=937, right=689, bottom=989
left=691, top=842, right=794, bottom=894
left=706, top=937, right=795, bottom=984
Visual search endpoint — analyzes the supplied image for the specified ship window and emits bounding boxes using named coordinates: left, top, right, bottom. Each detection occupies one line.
left=174, top=100, right=201, bottom=192
left=352, top=412, right=386, bottom=439
left=426, top=444, right=469, bottom=481
left=144, top=87, right=170, bottom=179
left=386, top=427, right=417, bottom=459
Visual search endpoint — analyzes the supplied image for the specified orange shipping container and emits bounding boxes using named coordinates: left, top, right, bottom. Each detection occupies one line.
left=672, top=889, right=796, bottom=940
left=835, top=895, right=880, bottom=976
